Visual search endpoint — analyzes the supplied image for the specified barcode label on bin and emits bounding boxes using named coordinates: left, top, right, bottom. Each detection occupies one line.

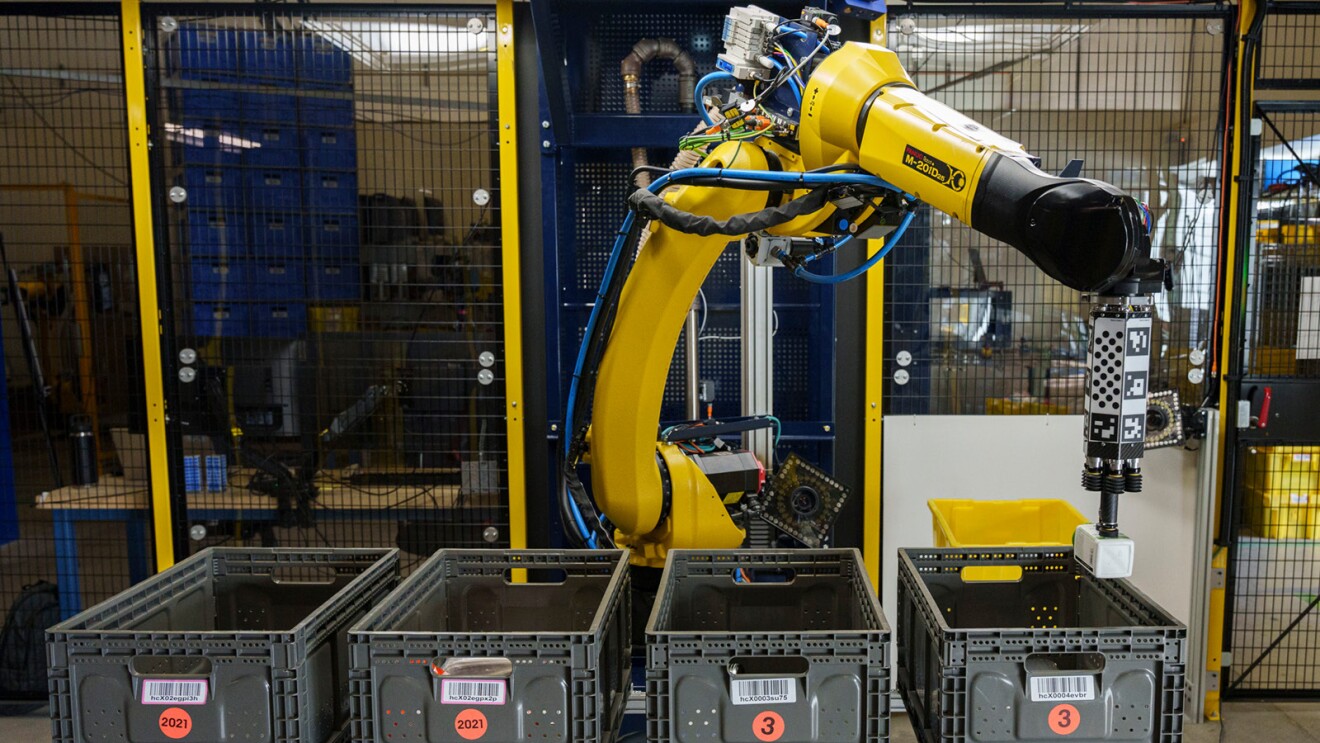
left=1030, top=675, right=1095, bottom=702
left=731, top=678, right=796, bottom=705
left=441, top=679, right=506, bottom=705
left=141, top=680, right=208, bottom=705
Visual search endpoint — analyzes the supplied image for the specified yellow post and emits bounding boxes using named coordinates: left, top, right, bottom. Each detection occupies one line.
left=1208, top=0, right=1258, bottom=719
left=120, top=0, right=175, bottom=570
left=496, top=0, right=528, bottom=550
left=862, top=16, right=887, bottom=588
left=63, top=187, right=103, bottom=466
left=1205, top=547, right=1228, bottom=720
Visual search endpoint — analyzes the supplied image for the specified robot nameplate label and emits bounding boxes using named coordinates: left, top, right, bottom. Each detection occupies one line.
left=902, top=144, right=967, bottom=192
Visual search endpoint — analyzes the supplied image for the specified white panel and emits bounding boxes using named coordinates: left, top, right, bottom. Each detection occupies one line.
left=1297, top=276, right=1320, bottom=360
left=880, top=415, right=1200, bottom=625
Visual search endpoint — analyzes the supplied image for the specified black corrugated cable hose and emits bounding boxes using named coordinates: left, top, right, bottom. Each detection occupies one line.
left=622, top=38, right=696, bottom=188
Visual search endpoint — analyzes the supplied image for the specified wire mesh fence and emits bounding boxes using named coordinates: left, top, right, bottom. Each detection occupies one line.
left=1229, top=442, right=1320, bottom=693
left=1227, top=99, right=1320, bottom=694
left=147, top=8, right=509, bottom=573
left=0, top=11, right=149, bottom=699
left=882, top=11, right=1228, bottom=416
left=1244, top=108, right=1320, bottom=378
left=1257, top=5, right=1320, bottom=90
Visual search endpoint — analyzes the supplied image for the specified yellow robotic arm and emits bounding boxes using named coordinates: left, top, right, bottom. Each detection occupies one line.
left=565, top=7, right=1164, bottom=568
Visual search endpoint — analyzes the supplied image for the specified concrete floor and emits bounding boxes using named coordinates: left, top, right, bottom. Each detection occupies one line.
left=3, top=702, right=1317, bottom=741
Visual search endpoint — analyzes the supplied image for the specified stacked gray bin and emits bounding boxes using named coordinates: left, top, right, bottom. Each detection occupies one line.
left=47, top=547, right=400, bottom=743
left=646, top=548, right=891, bottom=743
left=896, top=548, right=1187, bottom=743
left=348, top=549, right=631, bottom=743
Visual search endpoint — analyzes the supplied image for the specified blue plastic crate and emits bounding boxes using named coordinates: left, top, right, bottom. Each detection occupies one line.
left=189, top=259, right=249, bottom=302
left=243, top=124, right=301, bottom=168
left=239, top=92, right=299, bottom=124
left=251, top=303, right=308, bottom=338
left=186, top=211, right=246, bottom=258
left=308, top=212, right=359, bottom=261
left=204, top=454, right=228, bottom=492
left=248, top=211, right=305, bottom=259
left=247, top=168, right=303, bottom=210
left=176, top=119, right=245, bottom=166
left=182, top=165, right=245, bottom=210
left=309, top=262, right=359, bottom=302
left=183, top=455, right=203, bottom=493
left=192, top=302, right=249, bottom=337
left=301, top=127, right=356, bottom=170
left=239, top=31, right=297, bottom=87
left=299, top=96, right=354, bottom=127
left=307, top=171, right=357, bottom=210
left=177, top=89, right=242, bottom=118
left=175, top=27, right=240, bottom=80
left=249, top=259, right=307, bottom=301
left=296, top=36, right=353, bottom=88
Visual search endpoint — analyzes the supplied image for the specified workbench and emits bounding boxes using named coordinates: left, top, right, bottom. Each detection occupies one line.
left=36, top=470, right=481, bottom=619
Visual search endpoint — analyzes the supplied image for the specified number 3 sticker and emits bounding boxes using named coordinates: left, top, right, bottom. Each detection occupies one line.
left=753, top=710, right=785, bottom=742
left=1049, top=703, right=1080, bottom=736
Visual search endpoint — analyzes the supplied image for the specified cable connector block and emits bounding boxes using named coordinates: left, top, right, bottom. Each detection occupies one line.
left=1073, top=523, right=1134, bottom=579
left=718, top=5, right=782, bottom=81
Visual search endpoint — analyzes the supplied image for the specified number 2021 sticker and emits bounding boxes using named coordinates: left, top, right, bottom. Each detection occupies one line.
left=1049, top=703, right=1080, bottom=736
left=753, top=710, right=785, bottom=742
left=454, top=708, right=488, bottom=740
left=157, top=707, right=192, bottom=740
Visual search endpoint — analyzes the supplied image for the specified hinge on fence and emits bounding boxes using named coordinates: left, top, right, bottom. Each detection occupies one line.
left=1211, top=567, right=1226, bottom=590
left=1205, top=670, right=1220, bottom=692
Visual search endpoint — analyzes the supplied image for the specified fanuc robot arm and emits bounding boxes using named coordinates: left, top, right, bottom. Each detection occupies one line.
left=561, top=6, right=1167, bottom=570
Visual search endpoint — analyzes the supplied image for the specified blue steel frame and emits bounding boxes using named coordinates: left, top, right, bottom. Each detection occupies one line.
left=529, top=0, right=843, bottom=545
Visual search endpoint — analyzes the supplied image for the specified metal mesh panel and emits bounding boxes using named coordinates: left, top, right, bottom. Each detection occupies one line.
left=149, top=8, right=507, bottom=572
left=575, top=12, right=720, bottom=114
left=1222, top=0, right=1320, bottom=699
left=0, top=11, right=151, bottom=685
left=549, top=5, right=836, bottom=472
left=1244, top=109, right=1320, bottom=378
left=883, top=12, right=1227, bottom=415
left=1229, top=442, right=1320, bottom=692
left=1258, top=7, right=1320, bottom=89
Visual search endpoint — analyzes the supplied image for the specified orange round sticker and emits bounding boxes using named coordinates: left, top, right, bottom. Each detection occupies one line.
left=158, top=707, right=192, bottom=739
left=753, top=710, right=785, bottom=742
left=1048, top=703, right=1080, bottom=735
left=454, top=708, right=487, bottom=740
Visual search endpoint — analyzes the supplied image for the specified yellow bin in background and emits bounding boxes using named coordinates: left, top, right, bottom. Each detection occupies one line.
left=929, top=499, right=1088, bottom=547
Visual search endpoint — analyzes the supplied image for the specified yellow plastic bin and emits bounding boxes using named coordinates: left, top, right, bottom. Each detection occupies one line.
left=928, top=499, right=1088, bottom=548
left=1243, top=446, right=1320, bottom=492
left=1244, top=486, right=1318, bottom=540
